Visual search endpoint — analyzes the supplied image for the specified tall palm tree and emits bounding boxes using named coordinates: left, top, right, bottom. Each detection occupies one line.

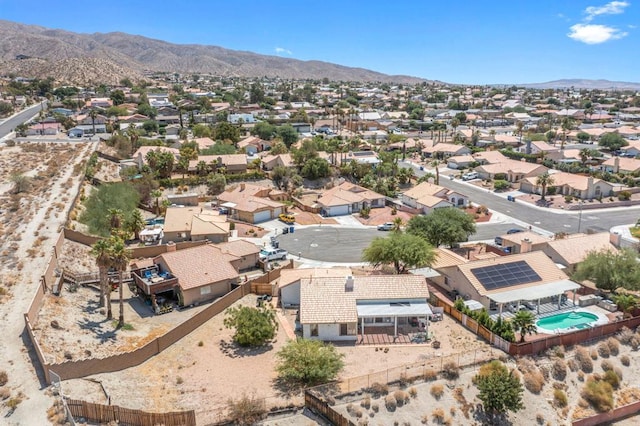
left=126, top=209, right=146, bottom=241
left=109, top=236, right=131, bottom=329
left=89, top=109, right=98, bottom=136
left=107, top=208, right=124, bottom=236
left=536, top=172, right=554, bottom=201
left=430, top=159, right=441, bottom=185
left=90, top=239, right=111, bottom=311
left=511, top=310, right=537, bottom=343
left=151, top=189, right=162, bottom=216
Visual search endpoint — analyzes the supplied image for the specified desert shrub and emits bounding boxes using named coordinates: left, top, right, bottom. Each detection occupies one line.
left=631, top=336, right=640, bottom=351
left=601, top=360, right=614, bottom=372
left=582, top=379, right=614, bottom=412
left=0, top=371, right=7, bottom=387
left=369, top=382, right=389, bottom=397
left=618, top=327, right=634, bottom=345
left=578, top=371, right=585, bottom=382
left=607, top=337, right=620, bottom=356
left=442, top=362, right=460, bottom=380
left=424, top=369, right=438, bottom=381
left=597, top=343, right=610, bottom=358
left=547, top=345, right=565, bottom=358
left=590, top=349, right=599, bottom=360
left=554, top=389, right=568, bottom=407
left=394, top=390, right=409, bottom=406
left=227, top=394, right=266, bottom=425
left=432, top=408, right=445, bottom=424
left=552, top=359, right=567, bottom=381
left=575, top=347, right=594, bottom=373
left=360, top=396, right=371, bottom=409
left=536, top=413, right=545, bottom=424
left=603, top=370, right=620, bottom=389
left=567, top=358, right=578, bottom=372
left=409, top=387, right=418, bottom=398
left=621, top=355, right=631, bottom=366
left=614, top=367, right=623, bottom=381
left=176, top=376, right=183, bottom=385
left=523, top=370, right=545, bottom=394
left=371, top=403, right=379, bottom=413
left=430, top=384, right=444, bottom=400
left=384, top=394, right=397, bottom=411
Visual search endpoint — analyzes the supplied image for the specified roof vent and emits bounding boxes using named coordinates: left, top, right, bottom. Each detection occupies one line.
left=345, top=275, right=354, bottom=292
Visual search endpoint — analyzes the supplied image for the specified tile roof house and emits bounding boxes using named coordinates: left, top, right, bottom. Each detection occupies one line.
left=446, top=155, right=475, bottom=169
left=154, top=244, right=240, bottom=306
left=422, top=143, right=471, bottom=158
left=475, top=159, right=548, bottom=183
left=299, top=274, right=431, bottom=341
left=519, top=172, right=616, bottom=200
left=192, top=137, right=216, bottom=151
left=162, top=206, right=230, bottom=244
left=401, top=181, right=468, bottom=213
left=601, top=157, right=640, bottom=174
left=261, top=153, right=295, bottom=170
left=187, top=154, right=247, bottom=174
left=435, top=251, right=577, bottom=311
left=238, top=136, right=271, bottom=155
left=212, top=240, right=261, bottom=272
left=133, top=146, right=180, bottom=169
left=276, top=267, right=352, bottom=307
left=217, top=183, right=286, bottom=223
left=542, top=233, right=618, bottom=273
left=317, top=182, right=386, bottom=217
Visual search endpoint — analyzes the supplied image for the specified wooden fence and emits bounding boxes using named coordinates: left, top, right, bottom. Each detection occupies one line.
left=572, top=399, right=640, bottom=426
left=66, top=399, right=195, bottom=426
left=304, top=391, right=354, bottom=426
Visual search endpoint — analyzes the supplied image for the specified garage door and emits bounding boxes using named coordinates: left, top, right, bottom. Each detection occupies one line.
left=329, top=205, right=350, bottom=216
left=253, top=210, right=272, bottom=223
left=273, top=207, right=283, bottom=216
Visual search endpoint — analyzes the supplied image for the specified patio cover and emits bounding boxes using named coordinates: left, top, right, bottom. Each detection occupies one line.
left=356, top=301, right=433, bottom=318
left=488, top=280, right=581, bottom=304
left=220, top=201, right=237, bottom=208
left=464, top=300, right=484, bottom=311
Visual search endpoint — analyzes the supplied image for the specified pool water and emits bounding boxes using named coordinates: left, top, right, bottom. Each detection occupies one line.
left=536, top=311, right=599, bottom=332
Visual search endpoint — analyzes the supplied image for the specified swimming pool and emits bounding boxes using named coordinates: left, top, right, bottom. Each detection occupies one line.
left=536, top=311, right=599, bottom=333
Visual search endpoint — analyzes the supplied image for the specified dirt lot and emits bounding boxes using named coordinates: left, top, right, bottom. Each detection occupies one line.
left=0, top=141, right=94, bottom=423
left=355, top=206, right=415, bottom=226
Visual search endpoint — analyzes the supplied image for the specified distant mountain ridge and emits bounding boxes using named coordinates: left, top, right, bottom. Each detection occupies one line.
left=0, top=20, right=425, bottom=85
left=517, top=79, right=640, bottom=90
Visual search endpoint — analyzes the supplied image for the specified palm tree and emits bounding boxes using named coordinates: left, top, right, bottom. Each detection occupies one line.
left=126, top=126, right=139, bottom=156
left=511, top=310, right=537, bottom=343
left=90, top=239, right=112, bottom=311
left=89, top=109, right=98, bottom=136
left=392, top=217, right=404, bottom=232
left=613, top=294, right=638, bottom=318
left=109, top=236, right=131, bottom=329
left=126, top=209, right=146, bottom=241
left=579, top=148, right=590, bottom=165
left=536, top=172, right=554, bottom=201
left=107, top=208, right=124, bottom=236
left=151, top=189, right=162, bottom=216
left=430, top=159, right=441, bottom=185
left=560, top=117, right=573, bottom=150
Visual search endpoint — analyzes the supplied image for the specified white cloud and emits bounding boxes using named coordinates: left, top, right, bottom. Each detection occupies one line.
left=585, top=1, right=630, bottom=21
left=275, top=47, right=292, bottom=55
left=568, top=23, right=628, bottom=43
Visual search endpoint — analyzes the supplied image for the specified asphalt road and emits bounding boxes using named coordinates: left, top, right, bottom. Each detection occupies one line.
left=0, top=101, right=48, bottom=139
left=399, top=160, right=639, bottom=233
left=277, top=223, right=524, bottom=263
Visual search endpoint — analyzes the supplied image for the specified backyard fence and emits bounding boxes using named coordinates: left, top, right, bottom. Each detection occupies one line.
left=65, top=399, right=195, bottom=426
left=305, top=390, right=354, bottom=426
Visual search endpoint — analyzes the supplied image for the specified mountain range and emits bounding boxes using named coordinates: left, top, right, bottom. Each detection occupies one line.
left=0, top=20, right=424, bottom=85
left=518, top=79, right=640, bottom=90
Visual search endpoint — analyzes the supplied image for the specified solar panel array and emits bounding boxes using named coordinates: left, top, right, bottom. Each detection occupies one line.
left=470, top=260, right=541, bottom=290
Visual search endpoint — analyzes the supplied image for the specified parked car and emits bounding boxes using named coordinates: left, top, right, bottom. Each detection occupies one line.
left=259, top=248, right=288, bottom=261
left=462, top=171, right=478, bottom=181
left=279, top=213, right=295, bottom=224
left=377, top=222, right=394, bottom=231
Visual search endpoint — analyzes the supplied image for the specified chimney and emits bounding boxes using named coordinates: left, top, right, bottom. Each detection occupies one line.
left=614, top=157, right=620, bottom=173
left=345, top=275, right=354, bottom=292
left=166, top=241, right=176, bottom=252
left=520, top=237, right=532, bottom=254
left=609, top=232, right=621, bottom=248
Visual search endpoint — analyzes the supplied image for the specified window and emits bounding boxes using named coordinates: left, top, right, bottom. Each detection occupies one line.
left=340, top=323, right=356, bottom=336
left=310, top=324, right=319, bottom=337
left=200, top=286, right=211, bottom=295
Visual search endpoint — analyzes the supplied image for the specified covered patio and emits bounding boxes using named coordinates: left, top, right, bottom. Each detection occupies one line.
left=356, top=300, right=433, bottom=345
left=488, top=280, right=581, bottom=321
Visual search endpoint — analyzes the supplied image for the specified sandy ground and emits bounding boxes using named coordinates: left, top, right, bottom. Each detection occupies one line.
left=0, top=140, right=95, bottom=424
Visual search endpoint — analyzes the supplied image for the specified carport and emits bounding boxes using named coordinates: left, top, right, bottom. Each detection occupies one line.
left=489, top=279, right=581, bottom=317
left=357, top=301, right=433, bottom=338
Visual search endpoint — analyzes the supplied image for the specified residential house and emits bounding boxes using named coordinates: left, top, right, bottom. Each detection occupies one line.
left=473, top=151, right=508, bottom=165
left=299, top=275, right=431, bottom=341
left=317, top=182, right=386, bottom=216
left=435, top=251, right=578, bottom=312
left=341, top=151, right=381, bottom=165
left=217, top=183, right=286, bottom=223
left=277, top=267, right=352, bottom=307
left=162, top=206, right=230, bottom=244
left=475, top=159, right=548, bottom=183
left=422, top=143, right=471, bottom=159
left=228, top=113, right=256, bottom=124
left=192, top=137, right=216, bottom=151
left=213, top=240, right=261, bottom=271
left=601, top=157, right=640, bottom=174
left=27, top=122, right=60, bottom=136
left=401, top=181, right=468, bottom=212
left=188, top=154, right=247, bottom=174
left=133, top=146, right=180, bottom=169
left=542, top=233, right=619, bottom=273
left=87, top=98, right=112, bottom=108
left=447, top=155, right=475, bottom=169
left=519, top=172, right=615, bottom=200
left=497, top=231, right=552, bottom=254
left=291, top=123, right=312, bottom=134
left=517, top=140, right=559, bottom=156
left=238, top=136, right=271, bottom=154
left=261, top=153, right=295, bottom=170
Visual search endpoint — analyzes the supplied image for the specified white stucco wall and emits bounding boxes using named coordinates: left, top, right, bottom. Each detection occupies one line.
left=279, top=281, right=301, bottom=306
left=302, top=323, right=357, bottom=341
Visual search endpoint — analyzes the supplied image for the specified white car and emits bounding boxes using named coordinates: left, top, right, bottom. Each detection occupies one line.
left=377, top=222, right=394, bottom=231
left=462, top=171, right=478, bottom=181
left=259, top=248, right=287, bottom=261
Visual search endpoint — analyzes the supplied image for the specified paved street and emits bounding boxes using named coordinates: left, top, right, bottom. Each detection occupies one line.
left=0, top=101, right=48, bottom=139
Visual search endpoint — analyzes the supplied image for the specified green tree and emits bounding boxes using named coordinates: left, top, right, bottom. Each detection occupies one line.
left=108, top=236, right=131, bottom=329
left=192, top=123, right=213, bottom=138
left=107, top=208, right=124, bottom=235
left=612, top=294, right=638, bottom=317
left=110, top=89, right=126, bottom=106
left=576, top=131, right=591, bottom=143
left=214, top=121, right=240, bottom=143
left=397, top=167, right=415, bottom=185
left=79, top=184, right=140, bottom=237
left=223, top=306, right=278, bottom=347
left=536, top=172, right=554, bottom=201
left=573, top=249, right=640, bottom=292
left=270, top=141, right=288, bottom=155
left=252, top=121, right=275, bottom=140
left=151, top=189, right=162, bottom=216
left=201, top=143, right=237, bottom=155
left=362, top=232, right=436, bottom=274
left=125, top=209, right=146, bottom=240
left=275, top=339, right=344, bottom=386
left=0, top=101, right=14, bottom=116
left=89, top=109, right=98, bottom=135
left=510, top=310, right=537, bottom=343
left=146, top=149, right=175, bottom=178
left=493, top=180, right=510, bottom=191
left=300, top=157, right=330, bottom=180
left=249, top=82, right=265, bottom=104
left=406, top=208, right=476, bottom=248
left=599, top=132, right=628, bottom=151
left=142, top=120, right=159, bottom=134
left=206, top=173, right=227, bottom=196
left=90, top=238, right=112, bottom=312
left=475, top=360, right=524, bottom=421
left=137, top=103, right=157, bottom=119
left=276, top=125, right=298, bottom=147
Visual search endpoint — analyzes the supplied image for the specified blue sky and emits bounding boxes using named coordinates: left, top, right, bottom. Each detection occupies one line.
left=1, top=0, right=638, bottom=84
